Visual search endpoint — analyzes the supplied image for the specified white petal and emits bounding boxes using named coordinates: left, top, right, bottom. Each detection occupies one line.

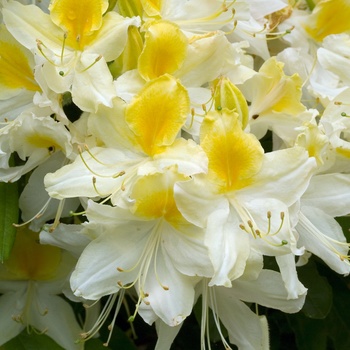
left=301, top=173, right=350, bottom=217
left=232, top=269, right=306, bottom=313
left=72, top=53, right=116, bottom=113
left=86, top=12, right=141, bottom=61
left=2, top=1, right=63, bottom=52
left=238, top=147, right=316, bottom=206
left=31, top=292, right=83, bottom=350
left=19, top=152, right=80, bottom=232
left=162, top=222, right=212, bottom=278
left=297, top=208, right=350, bottom=275
left=139, top=138, right=208, bottom=177
left=0, top=289, right=25, bottom=346
left=215, top=287, right=267, bottom=349
left=206, top=206, right=250, bottom=287
left=174, top=176, right=223, bottom=228
left=40, top=223, right=90, bottom=258
left=155, top=319, right=182, bottom=350
left=142, top=250, right=196, bottom=327
left=276, top=254, right=307, bottom=299
left=71, top=221, right=154, bottom=299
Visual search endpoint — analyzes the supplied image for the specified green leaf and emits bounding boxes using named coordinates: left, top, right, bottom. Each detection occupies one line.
left=298, top=260, right=332, bottom=319
left=320, top=266, right=350, bottom=350
left=288, top=313, right=328, bottom=350
left=0, top=330, right=64, bottom=350
left=0, top=181, right=19, bottom=263
left=85, top=338, right=112, bottom=350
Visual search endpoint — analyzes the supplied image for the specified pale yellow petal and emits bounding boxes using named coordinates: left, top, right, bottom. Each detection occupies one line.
left=125, top=74, right=190, bottom=156
left=138, top=20, right=188, bottom=80
left=140, top=0, right=162, bottom=17
left=304, top=0, right=350, bottom=42
left=0, top=27, right=40, bottom=94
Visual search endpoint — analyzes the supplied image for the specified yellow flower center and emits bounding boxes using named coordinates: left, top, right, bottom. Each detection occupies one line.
left=2, top=227, right=61, bottom=281
left=304, top=0, right=350, bottom=42
left=200, top=109, right=264, bottom=193
left=49, top=0, right=108, bottom=49
left=131, top=169, right=187, bottom=227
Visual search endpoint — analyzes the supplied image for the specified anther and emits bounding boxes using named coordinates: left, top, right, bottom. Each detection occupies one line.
left=113, top=170, right=125, bottom=179
left=239, top=224, right=247, bottom=231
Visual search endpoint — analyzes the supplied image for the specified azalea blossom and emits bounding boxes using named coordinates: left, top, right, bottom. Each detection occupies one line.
left=44, top=74, right=207, bottom=205
left=2, top=0, right=141, bottom=112
left=67, top=167, right=213, bottom=328
left=0, top=227, right=83, bottom=350
left=0, top=0, right=350, bottom=348
left=175, top=108, right=316, bottom=291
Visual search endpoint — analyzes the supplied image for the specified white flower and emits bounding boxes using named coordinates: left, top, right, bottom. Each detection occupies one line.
left=44, top=75, right=207, bottom=205
left=175, top=109, right=316, bottom=289
left=0, top=112, right=73, bottom=182
left=2, top=0, right=141, bottom=112
left=69, top=167, right=213, bottom=327
left=0, top=227, right=83, bottom=350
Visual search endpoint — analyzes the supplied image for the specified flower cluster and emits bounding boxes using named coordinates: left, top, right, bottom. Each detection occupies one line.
left=1, top=0, right=350, bottom=349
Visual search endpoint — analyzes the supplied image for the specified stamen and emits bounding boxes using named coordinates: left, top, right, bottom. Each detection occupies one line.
left=208, top=284, right=232, bottom=349
left=49, top=199, right=66, bottom=232
left=13, top=197, right=52, bottom=228
left=61, top=32, right=67, bottom=64
left=77, top=55, right=102, bottom=73
left=265, top=26, right=295, bottom=40
left=80, top=292, right=124, bottom=345
left=36, top=39, right=57, bottom=66
left=77, top=146, right=126, bottom=179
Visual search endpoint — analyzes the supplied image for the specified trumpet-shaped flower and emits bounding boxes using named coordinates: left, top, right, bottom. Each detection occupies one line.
left=0, top=112, right=73, bottom=182
left=175, top=109, right=316, bottom=290
left=0, top=227, right=82, bottom=350
left=2, top=0, right=141, bottom=112
left=239, top=57, right=305, bottom=139
left=45, top=75, right=207, bottom=205
left=155, top=267, right=306, bottom=350
left=69, top=168, right=213, bottom=327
